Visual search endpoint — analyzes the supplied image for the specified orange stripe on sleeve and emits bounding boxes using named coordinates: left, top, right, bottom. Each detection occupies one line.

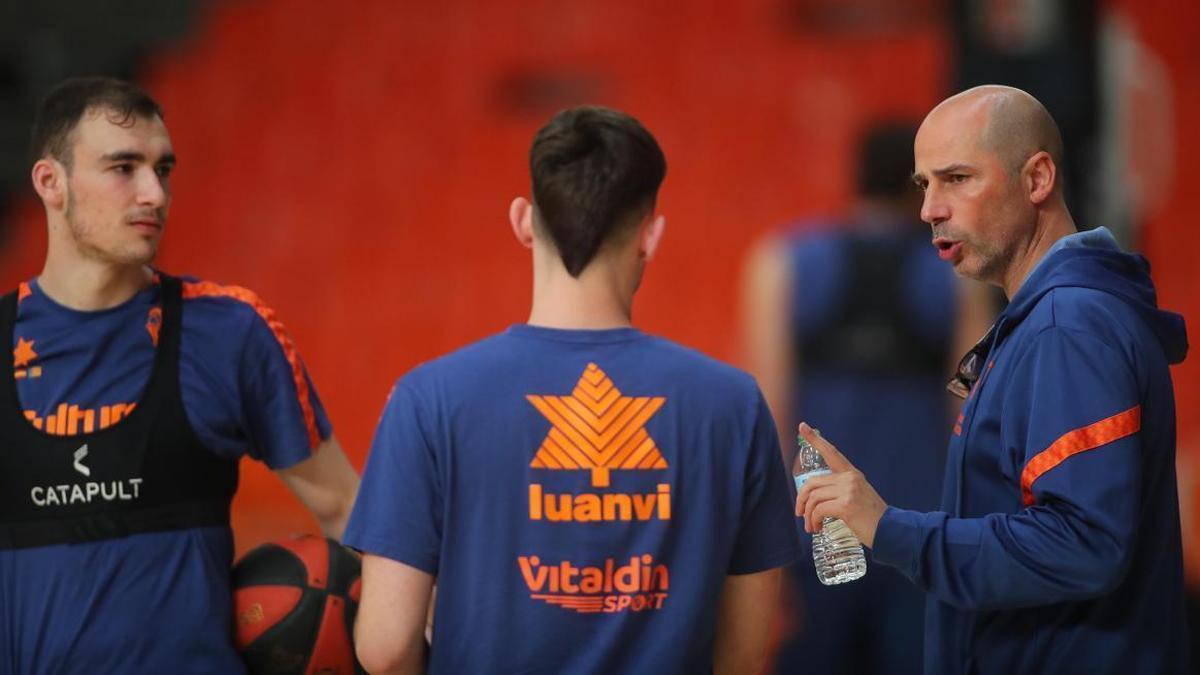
left=182, top=281, right=320, bottom=450
left=17, top=282, right=31, bottom=304
left=1020, top=405, right=1141, bottom=507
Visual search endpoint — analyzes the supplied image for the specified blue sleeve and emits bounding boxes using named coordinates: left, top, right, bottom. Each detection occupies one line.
left=343, top=381, right=442, bottom=575
left=727, top=392, right=803, bottom=575
left=238, top=309, right=333, bottom=469
left=872, top=328, right=1141, bottom=610
left=179, top=294, right=331, bottom=467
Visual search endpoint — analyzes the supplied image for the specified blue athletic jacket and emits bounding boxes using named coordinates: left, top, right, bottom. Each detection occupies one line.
left=872, top=228, right=1190, bottom=674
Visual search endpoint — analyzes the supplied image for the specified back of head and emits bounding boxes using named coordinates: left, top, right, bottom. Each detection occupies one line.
left=857, top=121, right=919, bottom=202
left=529, top=106, right=666, bottom=277
left=30, top=76, right=162, bottom=170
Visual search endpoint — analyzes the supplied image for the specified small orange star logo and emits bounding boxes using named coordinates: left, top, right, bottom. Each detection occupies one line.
left=146, top=307, right=162, bottom=345
left=13, top=337, right=37, bottom=368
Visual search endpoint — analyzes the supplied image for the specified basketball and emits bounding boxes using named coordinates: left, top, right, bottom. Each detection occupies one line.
left=232, top=534, right=363, bottom=674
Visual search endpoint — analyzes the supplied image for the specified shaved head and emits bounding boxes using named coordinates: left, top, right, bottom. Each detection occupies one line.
left=929, top=85, right=1064, bottom=178
left=914, top=85, right=1076, bottom=296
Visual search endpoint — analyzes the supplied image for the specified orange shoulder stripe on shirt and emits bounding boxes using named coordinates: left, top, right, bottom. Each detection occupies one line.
left=182, top=280, right=320, bottom=449
left=17, top=282, right=31, bottom=305
left=1020, top=405, right=1141, bottom=507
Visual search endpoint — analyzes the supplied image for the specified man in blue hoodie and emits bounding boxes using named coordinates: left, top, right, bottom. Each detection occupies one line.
left=795, top=84, right=1190, bottom=673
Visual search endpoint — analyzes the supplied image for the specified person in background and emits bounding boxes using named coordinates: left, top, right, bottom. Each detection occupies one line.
left=742, top=121, right=994, bottom=675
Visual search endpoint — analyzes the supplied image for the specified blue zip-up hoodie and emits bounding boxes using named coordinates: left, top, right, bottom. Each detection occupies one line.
left=872, top=228, right=1189, bottom=674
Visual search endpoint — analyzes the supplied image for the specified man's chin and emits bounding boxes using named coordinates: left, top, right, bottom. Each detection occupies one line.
left=113, top=244, right=159, bottom=267
left=951, top=258, right=984, bottom=282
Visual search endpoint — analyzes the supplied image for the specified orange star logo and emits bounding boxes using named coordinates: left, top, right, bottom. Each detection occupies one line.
left=527, top=363, right=667, bottom=487
left=13, top=337, right=37, bottom=368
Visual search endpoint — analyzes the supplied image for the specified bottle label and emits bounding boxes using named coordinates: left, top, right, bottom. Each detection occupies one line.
left=793, top=468, right=831, bottom=490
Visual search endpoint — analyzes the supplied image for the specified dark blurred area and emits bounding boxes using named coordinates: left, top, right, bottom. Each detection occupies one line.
left=0, top=0, right=200, bottom=224
left=951, top=0, right=1101, bottom=228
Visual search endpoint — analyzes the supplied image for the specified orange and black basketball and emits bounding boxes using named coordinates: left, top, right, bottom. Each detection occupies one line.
left=232, top=534, right=364, bottom=674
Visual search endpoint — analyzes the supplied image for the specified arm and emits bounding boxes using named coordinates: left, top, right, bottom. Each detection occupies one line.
left=229, top=295, right=357, bottom=536
left=718, top=392, right=801, bottom=673
left=355, top=554, right=434, bottom=675
left=800, top=329, right=1142, bottom=610
left=713, top=567, right=781, bottom=675
left=343, top=381, right=445, bottom=668
left=276, top=434, right=360, bottom=539
left=740, top=235, right=794, bottom=459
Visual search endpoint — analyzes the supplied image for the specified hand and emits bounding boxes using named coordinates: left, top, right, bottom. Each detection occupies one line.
left=794, top=422, right=888, bottom=548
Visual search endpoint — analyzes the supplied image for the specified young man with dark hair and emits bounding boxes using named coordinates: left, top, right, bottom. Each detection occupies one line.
left=0, top=76, right=359, bottom=673
left=796, top=86, right=1190, bottom=673
left=347, top=105, right=801, bottom=674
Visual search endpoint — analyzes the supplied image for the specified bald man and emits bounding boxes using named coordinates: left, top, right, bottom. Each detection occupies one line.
left=795, top=86, right=1190, bottom=673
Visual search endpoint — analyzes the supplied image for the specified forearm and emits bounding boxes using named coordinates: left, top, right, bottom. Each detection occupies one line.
left=713, top=568, right=778, bottom=675
left=713, top=636, right=767, bottom=675
left=355, top=555, right=434, bottom=675
left=356, top=631, right=426, bottom=675
left=873, top=504, right=1131, bottom=610
left=278, top=435, right=361, bottom=539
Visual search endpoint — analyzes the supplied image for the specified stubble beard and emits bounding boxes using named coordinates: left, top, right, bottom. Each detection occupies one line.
left=63, top=184, right=159, bottom=267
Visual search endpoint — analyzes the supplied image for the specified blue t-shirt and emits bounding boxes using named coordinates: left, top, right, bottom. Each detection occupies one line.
left=0, top=276, right=332, bottom=674
left=344, top=325, right=800, bottom=675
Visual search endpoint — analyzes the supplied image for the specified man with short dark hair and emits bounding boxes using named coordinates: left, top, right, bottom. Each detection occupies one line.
left=0, top=76, right=359, bottom=673
left=346, top=105, right=801, bottom=674
left=796, top=85, right=1190, bottom=673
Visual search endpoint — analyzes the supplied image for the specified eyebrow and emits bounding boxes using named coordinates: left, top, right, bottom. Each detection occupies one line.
left=912, top=163, right=972, bottom=184
left=101, top=150, right=177, bottom=166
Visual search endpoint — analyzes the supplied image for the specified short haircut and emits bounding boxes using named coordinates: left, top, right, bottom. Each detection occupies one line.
left=857, top=121, right=919, bottom=200
left=30, top=76, right=163, bottom=169
left=529, top=106, right=666, bottom=277
left=977, top=88, right=1065, bottom=176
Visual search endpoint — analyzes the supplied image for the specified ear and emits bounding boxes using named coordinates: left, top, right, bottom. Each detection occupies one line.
left=1024, top=151, right=1056, bottom=206
left=639, top=214, right=666, bottom=262
left=31, top=158, right=67, bottom=211
left=509, top=197, right=534, bottom=249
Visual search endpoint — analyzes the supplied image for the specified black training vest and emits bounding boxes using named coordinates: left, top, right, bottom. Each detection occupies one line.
left=798, top=234, right=949, bottom=376
left=0, top=275, right=238, bottom=549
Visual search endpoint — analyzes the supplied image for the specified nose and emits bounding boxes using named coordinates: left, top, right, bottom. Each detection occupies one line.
left=920, top=183, right=948, bottom=226
left=136, top=167, right=169, bottom=210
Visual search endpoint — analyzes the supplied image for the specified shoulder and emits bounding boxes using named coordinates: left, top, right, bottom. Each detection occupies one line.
left=639, top=334, right=763, bottom=404
left=745, top=223, right=842, bottom=270
left=1040, top=287, right=1144, bottom=348
left=177, top=277, right=276, bottom=321
left=1001, top=290, right=1145, bottom=386
left=173, top=276, right=307, bottom=370
left=174, top=276, right=294, bottom=341
left=391, top=332, right=515, bottom=393
left=396, top=331, right=761, bottom=404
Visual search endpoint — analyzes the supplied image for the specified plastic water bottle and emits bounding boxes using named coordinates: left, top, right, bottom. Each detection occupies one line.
left=793, top=435, right=866, bottom=585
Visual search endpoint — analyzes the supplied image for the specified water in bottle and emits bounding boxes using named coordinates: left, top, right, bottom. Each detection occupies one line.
left=793, top=434, right=867, bottom=585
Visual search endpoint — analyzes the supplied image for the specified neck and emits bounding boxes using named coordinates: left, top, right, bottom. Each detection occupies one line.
left=1001, top=204, right=1076, bottom=299
left=39, top=241, right=152, bottom=311
left=527, top=247, right=635, bottom=330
